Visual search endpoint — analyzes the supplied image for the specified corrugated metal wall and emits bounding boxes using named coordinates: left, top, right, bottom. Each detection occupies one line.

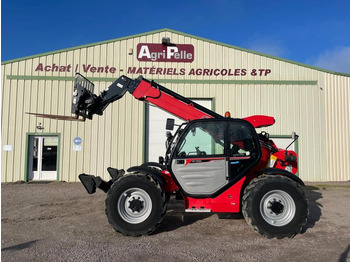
left=1, top=29, right=349, bottom=182
left=163, top=82, right=327, bottom=182
left=325, top=74, right=350, bottom=181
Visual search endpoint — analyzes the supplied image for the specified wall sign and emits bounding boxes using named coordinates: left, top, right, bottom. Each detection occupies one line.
left=73, top=137, right=82, bottom=145
left=73, top=145, right=82, bottom=151
left=3, top=145, right=13, bottom=151
left=127, top=67, right=271, bottom=77
left=33, top=41, right=274, bottom=77
left=137, top=43, right=194, bottom=63
left=73, top=137, right=82, bottom=151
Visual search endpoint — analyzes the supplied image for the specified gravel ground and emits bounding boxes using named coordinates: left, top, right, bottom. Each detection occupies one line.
left=1, top=182, right=350, bottom=262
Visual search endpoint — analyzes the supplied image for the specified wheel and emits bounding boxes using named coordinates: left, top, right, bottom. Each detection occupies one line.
left=242, top=175, right=308, bottom=239
left=105, top=173, right=166, bottom=236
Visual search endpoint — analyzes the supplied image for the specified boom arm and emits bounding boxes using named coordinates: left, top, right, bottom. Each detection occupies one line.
left=72, top=73, right=221, bottom=121
left=71, top=73, right=275, bottom=127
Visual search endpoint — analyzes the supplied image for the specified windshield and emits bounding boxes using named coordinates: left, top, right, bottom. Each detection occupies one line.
left=166, top=123, right=187, bottom=156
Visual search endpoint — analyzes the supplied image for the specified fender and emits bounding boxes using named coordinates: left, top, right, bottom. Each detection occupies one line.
left=260, top=168, right=305, bottom=186
left=140, top=162, right=166, bottom=171
left=127, top=166, right=166, bottom=185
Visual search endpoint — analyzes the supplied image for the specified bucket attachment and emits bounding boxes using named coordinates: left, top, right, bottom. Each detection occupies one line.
left=107, top=167, right=125, bottom=181
left=78, top=174, right=112, bottom=194
left=78, top=168, right=125, bottom=194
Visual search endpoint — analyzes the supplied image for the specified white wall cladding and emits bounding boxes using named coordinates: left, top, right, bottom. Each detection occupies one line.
left=166, top=82, right=327, bottom=182
left=325, top=74, right=350, bottom=181
left=1, top=29, right=349, bottom=182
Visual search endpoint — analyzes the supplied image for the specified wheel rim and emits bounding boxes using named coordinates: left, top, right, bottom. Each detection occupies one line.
left=118, top=188, right=152, bottom=224
left=259, top=190, right=296, bottom=227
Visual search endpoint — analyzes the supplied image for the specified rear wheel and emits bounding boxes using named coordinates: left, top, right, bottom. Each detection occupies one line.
left=105, top=173, right=166, bottom=236
left=242, top=175, right=308, bottom=238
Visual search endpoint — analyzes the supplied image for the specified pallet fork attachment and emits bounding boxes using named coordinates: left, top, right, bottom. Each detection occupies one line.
left=25, top=112, right=86, bottom=122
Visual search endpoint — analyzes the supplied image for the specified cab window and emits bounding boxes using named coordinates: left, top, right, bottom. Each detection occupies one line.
left=228, top=122, right=257, bottom=157
left=176, top=121, right=225, bottom=157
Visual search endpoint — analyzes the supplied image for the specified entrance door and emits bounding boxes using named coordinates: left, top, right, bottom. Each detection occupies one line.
left=28, top=136, right=58, bottom=181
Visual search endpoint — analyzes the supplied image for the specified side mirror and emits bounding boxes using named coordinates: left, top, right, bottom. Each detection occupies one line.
left=292, top=132, right=296, bottom=140
left=166, top=118, right=175, bottom=130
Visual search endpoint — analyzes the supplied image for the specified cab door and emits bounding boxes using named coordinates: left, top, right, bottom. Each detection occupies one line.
left=226, top=121, right=261, bottom=180
left=170, top=120, right=228, bottom=196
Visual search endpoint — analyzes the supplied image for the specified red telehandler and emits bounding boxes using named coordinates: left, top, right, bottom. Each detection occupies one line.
left=70, top=73, right=308, bottom=238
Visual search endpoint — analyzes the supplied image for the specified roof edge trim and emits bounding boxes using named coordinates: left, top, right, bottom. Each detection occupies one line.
left=2, top=28, right=350, bottom=77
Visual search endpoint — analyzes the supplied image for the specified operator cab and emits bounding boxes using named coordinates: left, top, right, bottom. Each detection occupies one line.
left=167, top=118, right=261, bottom=198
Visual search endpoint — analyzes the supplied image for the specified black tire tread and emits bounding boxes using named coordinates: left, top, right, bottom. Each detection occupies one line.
left=242, top=175, right=308, bottom=239
left=105, top=173, right=167, bottom=237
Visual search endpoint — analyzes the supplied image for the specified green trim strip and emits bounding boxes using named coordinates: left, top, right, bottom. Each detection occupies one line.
left=24, top=135, right=30, bottom=182
left=156, top=79, right=317, bottom=85
left=8, top=75, right=75, bottom=81
left=6, top=75, right=317, bottom=85
left=2, top=28, right=350, bottom=77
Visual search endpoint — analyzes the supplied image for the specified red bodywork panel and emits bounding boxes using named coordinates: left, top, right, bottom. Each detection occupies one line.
left=132, top=80, right=275, bottom=128
left=132, top=79, right=295, bottom=213
left=161, top=170, right=179, bottom=192
left=184, top=177, right=246, bottom=212
left=242, top=115, right=275, bottom=128
left=162, top=168, right=247, bottom=212
left=272, top=150, right=298, bottom=175
left=133, top=80, right=213, bottom=120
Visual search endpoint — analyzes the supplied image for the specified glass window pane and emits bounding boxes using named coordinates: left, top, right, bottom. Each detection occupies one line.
left=42, top=137, right=58, bottom=171
left=32, top=138, right=39, bottom=171
left=228, top=123, right=256, bottom=157
left=177, top=122, right=225, bottom=157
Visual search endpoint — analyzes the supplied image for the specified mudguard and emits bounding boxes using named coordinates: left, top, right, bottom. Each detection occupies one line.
left=140, top=162, right=166, bottom=171
left=259, top=168, right=305, bottom=186
left=127, top=166, right=166, bottom=185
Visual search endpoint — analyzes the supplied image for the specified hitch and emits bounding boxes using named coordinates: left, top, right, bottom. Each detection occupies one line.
left=79, top=167, right=125, bottom=194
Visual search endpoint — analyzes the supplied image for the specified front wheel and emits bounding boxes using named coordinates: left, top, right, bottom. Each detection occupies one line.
left=105, top=173, right=166, bottom=236
left=242, top=175, right=308, bottom=239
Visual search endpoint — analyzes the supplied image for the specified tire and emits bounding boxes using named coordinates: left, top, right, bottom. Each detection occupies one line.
left=242, top=175, right=308, bottom=239
left=217, top=213, right=243, bottom=219
left=105, top=173, right=166, bottom=236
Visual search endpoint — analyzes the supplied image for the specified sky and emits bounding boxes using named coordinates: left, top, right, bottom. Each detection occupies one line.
left=2, top=0, right=350, bottom=74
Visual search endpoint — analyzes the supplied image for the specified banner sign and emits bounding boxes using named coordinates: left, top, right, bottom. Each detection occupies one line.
left=137, top=43, right=194, bottom=63
left=33, top=42, right=273, bottom=77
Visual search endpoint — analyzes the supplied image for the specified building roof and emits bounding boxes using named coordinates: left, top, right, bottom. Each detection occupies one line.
left=2, top=28, right=350, bottom=77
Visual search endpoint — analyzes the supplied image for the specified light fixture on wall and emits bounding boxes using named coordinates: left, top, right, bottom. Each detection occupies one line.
left=162, top=37, right=171, bottom=46
left=36, top=123, right=44, bottom=130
